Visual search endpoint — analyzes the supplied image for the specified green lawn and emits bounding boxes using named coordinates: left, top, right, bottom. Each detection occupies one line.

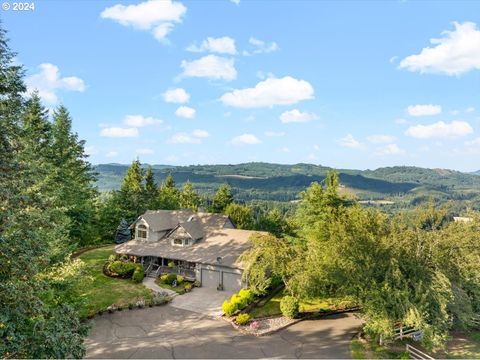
left=249, top=289, right=355, bottom=318
left=76, top=246, right=153, bottom=318
left=350, top=338, right=408, bottom=359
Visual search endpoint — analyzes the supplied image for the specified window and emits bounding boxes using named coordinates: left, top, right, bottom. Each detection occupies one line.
left=184, top=239, right=189, bottom=245
left=173, top=238, right=183, bottom=245
left=137, top=224, right=148, bottom=240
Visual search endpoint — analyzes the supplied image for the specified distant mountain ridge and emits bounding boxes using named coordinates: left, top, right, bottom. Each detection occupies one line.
left=94, top=162, right=480, bottom=209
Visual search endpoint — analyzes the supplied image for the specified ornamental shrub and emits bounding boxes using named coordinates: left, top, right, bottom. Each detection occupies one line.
left=176, top=275, right=184, bottom=284
left=238, top=288, right=254, bottom=303
left=108, top=260, right=136, bottom=278
left=236, top=313, right=250, bottom=325
left=280, top=296, right=299, bottom=319
left=222, top=300, right=237, bottom=317
left=132, top=265, right=144, bottom=283
left=184, top=283, right=192, bottom=291
left=166, top=273, right=177, bottom=285
left=230, top=294, right=248, bottom=310
left=168, top=261, right=175, bottom=267
left=160, top=274, right=168, bottom=283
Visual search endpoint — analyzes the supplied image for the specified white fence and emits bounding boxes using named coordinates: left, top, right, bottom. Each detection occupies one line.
left=406, top=344, right=434, bottom=360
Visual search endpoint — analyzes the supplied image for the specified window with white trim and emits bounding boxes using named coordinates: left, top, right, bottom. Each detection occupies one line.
left=137, top=224, right=148, bottom=240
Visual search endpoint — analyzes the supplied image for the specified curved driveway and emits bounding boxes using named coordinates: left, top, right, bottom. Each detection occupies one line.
left=85, top=306, right=362, bottom=359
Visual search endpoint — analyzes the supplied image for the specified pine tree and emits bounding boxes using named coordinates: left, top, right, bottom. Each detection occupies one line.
left=120, top=159, right=145, bottom=218
left=224, top=203, right=254, bottom=229
left=143, top=166, right=158, bottom=209
left=211, top=184, right=234, bottom=213
left=158, top=174, right=180, bottom=210
left=179, top=181, right=201, bottom=211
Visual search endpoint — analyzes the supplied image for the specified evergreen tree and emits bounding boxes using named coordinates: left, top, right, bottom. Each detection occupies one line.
left=224, top=203, right=254, bottom=229
left=179, top=181, right=201, bottom=211
left=143, top=166, right=158, bottom=209
left=50, top=105, right=97, bottom=246
left=120, top=159, right=145, bottom=218
left=158, top=174, right=180, bottom=210
left=211, top=184, right=233, bottom=213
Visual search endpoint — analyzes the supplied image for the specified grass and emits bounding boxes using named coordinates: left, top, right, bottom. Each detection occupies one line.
left=350, top=338, right=408, bottom=359
left=249, top=289, right=356, bottom=319
left=443, top=330, right=480, bottom=359
left=76, top=246, right=153, bottom=318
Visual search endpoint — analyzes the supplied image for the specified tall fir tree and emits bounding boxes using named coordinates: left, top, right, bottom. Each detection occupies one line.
left=143, top=166, right=158, bottom=209
left=158, top=174, right=180, bottom=210
left=211, top=184, right=234, bottom=213
left=179, top=181, right=201, bottom=211
left=120, top=159, right=145, bottom=218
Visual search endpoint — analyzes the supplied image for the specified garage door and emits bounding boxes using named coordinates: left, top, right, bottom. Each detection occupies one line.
left=222, top=272, right=242, bottom=292
left=201, top=269, right=220, bottom=289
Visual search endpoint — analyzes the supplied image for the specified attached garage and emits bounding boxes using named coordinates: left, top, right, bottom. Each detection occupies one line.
left=201, top=268, right=220, bottom=289
left=222, top=271, right=242, bottom=292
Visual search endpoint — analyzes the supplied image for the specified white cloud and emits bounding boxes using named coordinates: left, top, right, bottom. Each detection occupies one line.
left=243, top=37, right=279, bottom=55
left=85, top=146, right=98, bottom=156
left=466, top=106, right=475, bottom=113
left=167, top=129, right=208, bottom=144
left=395, top=118, right=409, bottom=125
left=180, top=55, right=237, bottom=81
left=406, top=104, right=442, bottom=117
left=192, top=129, right=209, bottom=138
left=399, top=22, right=480, bottom=76
left=25, top=63, right=85, bottom=104
left=100, top=127, right=139, bottom=138
left=123, top=115, right=162, bottom=127
left=230, top=0, right=240, bottom=5
left=186, top=36, right=237, bottom=55
left=280, top=109, right=317, bottom=123
left=376, top=143, right=406, bottom=155
left=106, top=151, right=118, bottom=158
left=230, top=133, right=261, bottom=145
left=279, top=147, right=290, bottom=153
left=405, top=120, right=473, bottom=139
left=265, top=131, right=286, bottom=137
left=136, top=148, right=154, bottom=155
left=163, top=88, right=190, bottom=103
left=221, top=76, right=314, bottom=108
left=338, top=134, right=363, bottom=149
left=175, top=106, right=196, bottom=119
left=367, top=134, right=397, bottom=144
left=465, top=137, right=480, bottom=146
left=100, top=0, right=187, bottom=42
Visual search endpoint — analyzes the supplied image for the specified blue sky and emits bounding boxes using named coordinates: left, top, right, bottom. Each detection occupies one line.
left=3, top=0, right=480, bottom=171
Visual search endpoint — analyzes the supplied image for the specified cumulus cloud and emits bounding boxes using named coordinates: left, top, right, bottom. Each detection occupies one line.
left=280, top=109, right=317, bottom=123
left=465, top=137, right=480, bottom=146
left=186, top=36, right=237, bottom=55
left=265, top=131, right=286, bottom=137
left=180, top=55, right=237, bottom=81
left=376, top=143, right=406, bottom=155
left=123, top=115, right=162, bottom=127
left=167, top=129, right=208, bottom=144
left=136, top=148, right=154, bottom=155
left=175, top=106, right=196, bottom=119
left=100, top=127, right=139, bottom=138
left=25, top=63, right=85, bottom=104
left=230, top=133, right=261, bottom=145
left=163, top=88, right=190, bottom=103
left=243, top=37, right=279, bottom=55
left=367, top=134, right=397, bottom=144
left=338, top=134, right=363, bottom=149
left=405, top=120, right=473, bottom=139
left=100, top=0, right=187, bottom=41
left=220, top=76, right=314, bottom=108
left=399, top=22, right=480, bottom=75
left=406, top=104, right=442, bottom=117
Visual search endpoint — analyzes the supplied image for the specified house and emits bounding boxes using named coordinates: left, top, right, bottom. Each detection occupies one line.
left=115, top=210, right=261, bottom=292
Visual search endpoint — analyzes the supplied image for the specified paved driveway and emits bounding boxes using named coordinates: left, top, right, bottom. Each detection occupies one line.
left=170, top=287, right=234, bottom=317
left=85, top=306, right=362, bottom=359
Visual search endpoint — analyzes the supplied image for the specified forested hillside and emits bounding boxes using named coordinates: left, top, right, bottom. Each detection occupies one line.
left=95, top=163, right=480, bottom=211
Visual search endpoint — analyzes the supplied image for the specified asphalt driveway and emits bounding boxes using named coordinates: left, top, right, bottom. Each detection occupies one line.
left=85, top=306, right=362, bottom=359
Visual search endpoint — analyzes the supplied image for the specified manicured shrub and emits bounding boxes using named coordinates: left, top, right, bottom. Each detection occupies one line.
left=108, top=260, right=137, bottom=278
left=193, top=280, right=201, bottom=287
left=239, top=288, right=254, bottom=303
left=184, top=283, right=192, bottom=291
left=166, top=273, right=177, bottom=285
left=176, top=275, right=184, bottom=284
left=230, top=294, right=248, bottom=310
left=222, top=300, right=237, bottom=317
left=236, top=313, right=250, bottom=325
left=168, top=261, right=175, bottom=267
left=280, top=296, right=299, bottom=319
left=160, top=274, right=169, bottom=283
left=132, top=265, right=144, bottom=283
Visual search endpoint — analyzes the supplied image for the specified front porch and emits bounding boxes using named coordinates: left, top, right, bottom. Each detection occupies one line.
left=139, top=256, right=197, bottom=280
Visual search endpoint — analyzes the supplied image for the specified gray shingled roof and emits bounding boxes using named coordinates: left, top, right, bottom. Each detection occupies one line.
left=178, top=220, right=205, bottom=240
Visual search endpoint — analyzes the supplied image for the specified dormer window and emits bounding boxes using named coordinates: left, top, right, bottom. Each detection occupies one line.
left=137, top=224, right=148, bottom=240
left=173, top=238, right=183, bottom=246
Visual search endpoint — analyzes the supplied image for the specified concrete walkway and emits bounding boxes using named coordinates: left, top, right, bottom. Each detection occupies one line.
left=170, top=286, right=234, bottom=317
left=142, top=277, right=177, bottom=298
left=85, top=306, right=363, bottom=359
